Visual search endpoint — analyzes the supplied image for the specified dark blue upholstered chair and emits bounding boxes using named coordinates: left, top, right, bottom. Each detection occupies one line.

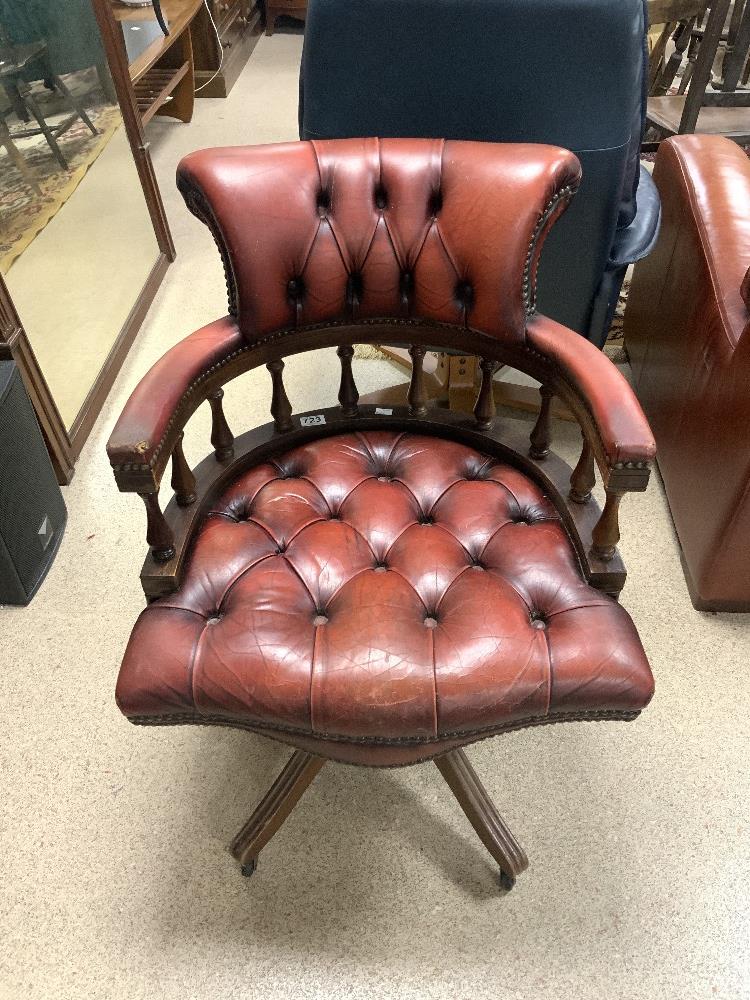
left=298, top=0, right=661, bottom=347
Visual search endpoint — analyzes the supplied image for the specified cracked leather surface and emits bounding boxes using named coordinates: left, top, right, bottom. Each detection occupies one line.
left=116, top=432, right=654, bottom=752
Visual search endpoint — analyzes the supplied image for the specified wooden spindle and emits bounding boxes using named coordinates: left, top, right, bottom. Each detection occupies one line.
left=592, top=489, right=624, bottom=561
left=570, top=435, right=596, bottom=503
left=171, top=432, right=196, bottom=507
left=139, top=491, right=175, bottom=562
left=529, top=385, right=554, bottom=459
left=407, top=345, right=428, bottom=417
left=267, top=359, right=294, bottom=433
left=337, top=345, right=359, bottom=417
left=473, top=358, right=499, bottom=429
left=208, top=388, right=234, bottom=461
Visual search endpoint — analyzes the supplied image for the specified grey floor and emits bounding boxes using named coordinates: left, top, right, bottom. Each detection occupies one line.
left=2, top=32, right=749, bottom=1000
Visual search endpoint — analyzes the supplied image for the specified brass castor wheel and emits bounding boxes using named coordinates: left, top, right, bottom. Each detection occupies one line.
left=499, top=870, right=516, bottom=891
left=241, top=859, right=257, bottom=878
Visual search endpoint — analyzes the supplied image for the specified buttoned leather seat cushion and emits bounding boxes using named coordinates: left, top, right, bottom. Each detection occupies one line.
left=117, top=432, right=654, bottom=752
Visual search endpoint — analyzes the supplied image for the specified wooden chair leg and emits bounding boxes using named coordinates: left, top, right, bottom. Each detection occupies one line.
left=434, top=748, right=529, bottom=890
left=230, top=750, right=326, bottom=876
left=0, top=119, right=42, bottom=196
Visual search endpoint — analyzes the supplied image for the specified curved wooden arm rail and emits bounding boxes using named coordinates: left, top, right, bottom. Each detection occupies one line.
left=109, top=317, right=651, bottom=589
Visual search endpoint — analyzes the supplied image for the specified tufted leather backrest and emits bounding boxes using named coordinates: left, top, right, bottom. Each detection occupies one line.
left=176, top=138, right=581, bottom=346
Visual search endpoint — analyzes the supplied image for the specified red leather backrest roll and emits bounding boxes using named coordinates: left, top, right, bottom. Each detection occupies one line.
left=176, top=138, right=581, bottom=345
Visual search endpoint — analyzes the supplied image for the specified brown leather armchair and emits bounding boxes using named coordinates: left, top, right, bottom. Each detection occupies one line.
left=625, top=135, right=750, bottom=612
left=108, top=138, right=655, bottom=889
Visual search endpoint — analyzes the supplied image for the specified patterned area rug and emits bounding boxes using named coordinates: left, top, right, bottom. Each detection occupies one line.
left=0, top=70, right=121, bottom=274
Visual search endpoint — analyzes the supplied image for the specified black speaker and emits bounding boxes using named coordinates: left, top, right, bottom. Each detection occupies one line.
left=0, top=361, right=66, bottom=606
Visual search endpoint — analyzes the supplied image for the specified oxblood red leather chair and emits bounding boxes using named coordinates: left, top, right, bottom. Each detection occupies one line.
left=108, top=138, right=656, bottom=889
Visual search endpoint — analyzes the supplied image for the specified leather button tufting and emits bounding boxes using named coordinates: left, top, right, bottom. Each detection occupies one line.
left=346, top=272, right=364, bottom=308
left=287, top=277, right=304, bottom=299
left=117, top=430, right=655, bottom=746
left=456, top=281, right=474, bottom=309
left=399, top=271, right=413, bottom=299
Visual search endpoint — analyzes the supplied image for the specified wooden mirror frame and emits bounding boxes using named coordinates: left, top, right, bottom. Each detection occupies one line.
left=0, top=0, right=175, bottom=484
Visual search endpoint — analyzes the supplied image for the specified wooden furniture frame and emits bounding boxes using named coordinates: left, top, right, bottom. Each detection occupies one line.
left=265, top=0, right=307, bottom=35
left=112, top=0, right=204, bottom=125
left=231, top=746, right=528, bottom=888
left=193, top=0, right=262, bottom=97
left=0, top=0, right=174, bottom=484
left=646, top=0, right=750, bottom=143
left=110, top=315, right=650, bottom=886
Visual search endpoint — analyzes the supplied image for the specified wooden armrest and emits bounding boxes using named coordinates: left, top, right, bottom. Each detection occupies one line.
left=526, top=314, right=655, bottom=487
left=525, top=313, right=655, bottom=561
left=107, top=316, right=244, bottom=490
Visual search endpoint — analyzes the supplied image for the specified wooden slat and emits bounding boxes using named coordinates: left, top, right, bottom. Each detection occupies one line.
left=648, top=94, right=750, bottom=138
left=134, top=61, right=190, bottom=124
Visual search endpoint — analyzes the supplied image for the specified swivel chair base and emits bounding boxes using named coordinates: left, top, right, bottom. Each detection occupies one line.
left=230, top=748, right=529, bottom=890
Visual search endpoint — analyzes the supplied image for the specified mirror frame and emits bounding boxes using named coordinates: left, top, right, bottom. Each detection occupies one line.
left=0, top=0, right=175, bottom=483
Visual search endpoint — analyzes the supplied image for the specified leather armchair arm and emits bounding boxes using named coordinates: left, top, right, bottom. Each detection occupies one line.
left=526, top=313, right=655, bottom=487
left=107, top=316, right=245, bottom=491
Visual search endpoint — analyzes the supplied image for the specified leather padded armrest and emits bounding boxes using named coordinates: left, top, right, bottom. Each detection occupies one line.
left=526, top=314, right=655, bottom=471
left=659, top=135, right=750, bottom=343
left=107, top=316, right=244, bottom=476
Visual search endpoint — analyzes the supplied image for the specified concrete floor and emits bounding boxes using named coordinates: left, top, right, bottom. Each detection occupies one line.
left=2, top=31, right=750, bottom=1000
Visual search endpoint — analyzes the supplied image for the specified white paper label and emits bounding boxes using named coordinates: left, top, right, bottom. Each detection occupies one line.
left=300, top=414, right=326, bottom=426
left=374, top=407, right=393, bottom=415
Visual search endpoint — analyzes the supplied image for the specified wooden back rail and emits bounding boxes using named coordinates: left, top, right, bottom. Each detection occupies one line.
left=111, top=323, right=649, bottom=600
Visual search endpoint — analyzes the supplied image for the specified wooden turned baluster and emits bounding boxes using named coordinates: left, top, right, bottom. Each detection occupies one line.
left=407, top=344, right=428, bottom=417
left=267, top=359, right=294, bottom=433
left=529, top=385, right=554, bottom=459
left=138, top=491, right=175, bottom=562
left=592, top=489, right=624, bottom=561
left=474, top=358, right=499, bottom=429
left=171, top=432, right=196, bottom=507
left=336, top=345, right=359, bottom=417
left=570, top=435, right=596, bottom=503
left=208, top=388, right=235, bottom=461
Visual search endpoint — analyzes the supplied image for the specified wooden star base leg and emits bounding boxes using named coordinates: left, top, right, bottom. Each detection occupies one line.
left=434, top=748, right=529, bottom=890
left=230, top=750, right=326, bottom=876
